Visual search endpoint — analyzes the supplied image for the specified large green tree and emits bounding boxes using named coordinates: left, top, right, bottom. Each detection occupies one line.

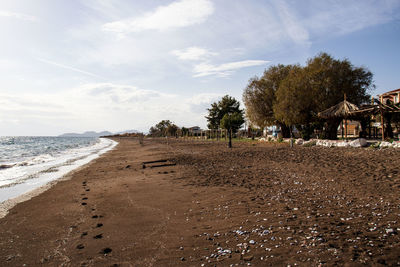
left=308, top=53, right=373, bottom=139
left=242, top=64, right=295, bottom=138
left=243, top=52, right=373, bottom=140
left=206, top=95, right=244, bottom=130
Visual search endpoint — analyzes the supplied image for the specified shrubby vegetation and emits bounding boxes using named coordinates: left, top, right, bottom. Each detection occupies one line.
left=149, top=120, right=179, bottom=137
left=243, top=52, right=374, bottom=140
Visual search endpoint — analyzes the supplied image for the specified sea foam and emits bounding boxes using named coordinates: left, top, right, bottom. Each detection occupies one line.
left=0, top=137, right=117, bottom=202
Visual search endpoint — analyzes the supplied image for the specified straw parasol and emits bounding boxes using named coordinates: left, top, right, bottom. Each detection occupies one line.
left=318, top=95, right=359, bottom=139
left=349, top=99, right=400, bottom=140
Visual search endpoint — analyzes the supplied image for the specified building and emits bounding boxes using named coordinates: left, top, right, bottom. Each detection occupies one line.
left=379, top=88, right=400, bottom=104
left=188, top=126, right=202, bottom=135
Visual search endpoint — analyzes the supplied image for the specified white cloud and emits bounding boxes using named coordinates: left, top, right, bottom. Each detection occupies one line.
left=102, top=0, right=214, bottom=34
left=75, top=83, right=171, bottom=106
left=171, top=46, right=218, bottom=61
left=273, top=1, right=310, bottom=46
left=0, top=82, right=230, bottom=134
left=186, top=93, right=223, bottom=113
left=0, top=10, right=37, bottom=21
left=193, top=60, right=270, bottom=77
left=301, top=0, right=400, bottom=37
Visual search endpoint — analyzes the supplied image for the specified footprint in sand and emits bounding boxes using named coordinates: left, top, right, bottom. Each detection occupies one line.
left=92, top=215, right=99, bottom=218
left=76, top=244, right=85, bottom=249
left=82, top=197, right=88, bottom=200
left=93, top=234, right=103, bottom=239
left=100, top=248, right=112, bottom=254
left=81, top=202, right=87, bottom=206
left=81, top=232, right=88, bottom=238
left=96, top=223, right=103, bottom=228
left=85, top=189, right=90, bottom=192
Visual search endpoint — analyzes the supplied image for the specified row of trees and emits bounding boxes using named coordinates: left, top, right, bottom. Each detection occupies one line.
left=148, top=96, right=246, bottom=147
left=243, top=52, right=374, bottom=139
left=149, top=52, right=374, bottom=143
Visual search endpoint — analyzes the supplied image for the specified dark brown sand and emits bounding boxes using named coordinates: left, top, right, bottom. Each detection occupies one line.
left=1, top=137, right=400, bottom=266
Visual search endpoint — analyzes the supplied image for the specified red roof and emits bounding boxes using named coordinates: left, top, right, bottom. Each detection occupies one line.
left=380, top=88, right=400, bottom=96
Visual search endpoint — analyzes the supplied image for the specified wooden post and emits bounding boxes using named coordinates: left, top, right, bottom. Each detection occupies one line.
left=345, top=118, right=347, bottom=140
left=381, top=110, right=385, bottom=141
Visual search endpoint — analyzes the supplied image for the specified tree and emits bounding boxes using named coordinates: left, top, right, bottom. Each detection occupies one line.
left=206, top=95, right=243, bottom=130
left=242, top=65, right=295, bottom=138
left=305, top=53, right=373, bottom=139
left=273, top=66, right=317, bottom=140
left=272, top=52, right=373, bottom=140
left=220, top=112, right=245, bottom=148
left=181, top=127, right=189, bottom=137
left=149, top=120, right=179, bottom=137
left=166, top=124, right=179, bottom=137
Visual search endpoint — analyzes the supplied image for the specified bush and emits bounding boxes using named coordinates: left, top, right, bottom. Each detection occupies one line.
left=303, top=140, right=317, bottom=147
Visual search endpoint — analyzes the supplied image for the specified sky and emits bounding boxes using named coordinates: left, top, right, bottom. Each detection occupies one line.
left=0, top=0, right=399, bottom=136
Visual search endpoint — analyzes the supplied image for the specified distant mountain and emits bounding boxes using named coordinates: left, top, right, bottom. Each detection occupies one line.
left=113, top=129, right=139, bottom=135
left=59, top=131, right=113, bottom=137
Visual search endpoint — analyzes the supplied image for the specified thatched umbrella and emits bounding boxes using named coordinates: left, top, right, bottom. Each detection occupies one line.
left=318, top=96, right=359, bottom=139
left=350, top=99, right=400, bottom=140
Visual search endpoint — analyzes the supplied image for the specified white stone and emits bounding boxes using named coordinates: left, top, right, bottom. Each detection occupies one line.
left=295, top=139, right=304, bottom=145
left=379, top=141, right=393, bottom=148
left=349, top=138, right=368, bottom=147
left=337, top=141, right=350, bottom=147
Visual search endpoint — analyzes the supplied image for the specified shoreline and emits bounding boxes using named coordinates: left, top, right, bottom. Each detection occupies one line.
left=0, top=138, right=118, bottom=218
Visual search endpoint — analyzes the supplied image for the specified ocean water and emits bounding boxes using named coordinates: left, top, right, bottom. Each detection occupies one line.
left=0, top=136, right=117, bottom=202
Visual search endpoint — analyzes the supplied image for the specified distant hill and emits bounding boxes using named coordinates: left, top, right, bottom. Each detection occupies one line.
left=59, top=131, right=112, bottom=137
left=113, top=129, right=139, bottom=135
left=59, top=130, right=139, bottom=137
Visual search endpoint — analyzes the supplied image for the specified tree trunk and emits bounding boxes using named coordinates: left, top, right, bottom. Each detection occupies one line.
left=228, top=129, right=232, bottom=148
left=323, top=119, right=341, bottom=140
left=278, top=122, right=291, bottom=138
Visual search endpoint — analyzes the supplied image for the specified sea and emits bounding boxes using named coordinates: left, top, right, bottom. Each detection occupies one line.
left=0, top=136, right=117, bottom=203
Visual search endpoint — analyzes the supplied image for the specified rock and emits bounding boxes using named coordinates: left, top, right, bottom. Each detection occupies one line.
left=315, top=139, right=336, bottom=147
left=295, top=139, right=304, bottom=145
left=243, top=255, right=254, bottom=261
left=380, top=141, right=392, bottom=148
left=337, top=141, right=350, bottom=147
left=349, top=138, right=368, bottom=147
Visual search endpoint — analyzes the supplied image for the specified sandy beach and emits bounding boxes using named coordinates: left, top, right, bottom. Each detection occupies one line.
left=1, top=137, right=400, bottom=266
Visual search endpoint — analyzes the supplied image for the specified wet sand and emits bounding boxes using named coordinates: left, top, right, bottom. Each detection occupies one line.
left=1, top=137, right=400, bottom=266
